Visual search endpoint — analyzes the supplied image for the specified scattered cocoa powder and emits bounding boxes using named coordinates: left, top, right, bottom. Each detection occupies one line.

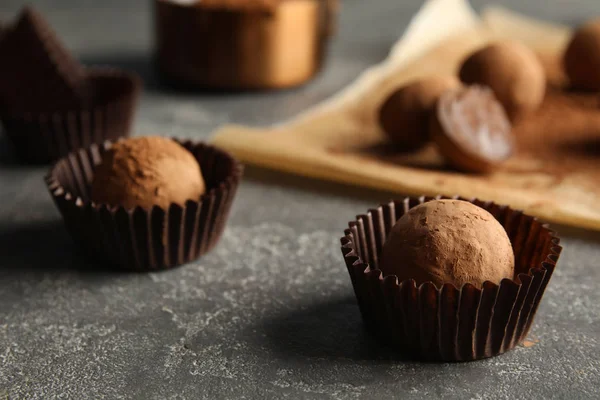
left=511, top=84, right=600, bottom=186
left=521, top=339, right=539, bottom=348
left=459, top=51, right=600, bottom=185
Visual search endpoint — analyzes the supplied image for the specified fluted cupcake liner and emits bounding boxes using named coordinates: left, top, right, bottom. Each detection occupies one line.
left=1, top=68, right=141, bottom=164
left=341, top=195, right=562, bottom=361
left=0, top=7, right=88, bottom=112
left=45, top=139, right=243, bottom=270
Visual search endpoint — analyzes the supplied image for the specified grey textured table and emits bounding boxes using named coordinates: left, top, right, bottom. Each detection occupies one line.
left=1, top=1, right=599, bottom=399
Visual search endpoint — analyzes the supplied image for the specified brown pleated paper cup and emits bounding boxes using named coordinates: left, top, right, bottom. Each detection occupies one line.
left=341, top=196, right=562, bottom=361
left=0, top=6, right=88, bottom=112
left=1, top=68, right=141, bottom=164
left=45, top=139, right=243, bottom=270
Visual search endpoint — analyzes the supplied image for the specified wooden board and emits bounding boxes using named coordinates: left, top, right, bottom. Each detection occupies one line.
left=210, top=0, right=600, bottom=231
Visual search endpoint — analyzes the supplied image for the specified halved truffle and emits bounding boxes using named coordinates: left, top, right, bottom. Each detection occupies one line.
left=430, top=85, right=513, bottom=173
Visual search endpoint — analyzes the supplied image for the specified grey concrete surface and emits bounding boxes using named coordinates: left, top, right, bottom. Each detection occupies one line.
left=1, top=0, right=599, bottom=399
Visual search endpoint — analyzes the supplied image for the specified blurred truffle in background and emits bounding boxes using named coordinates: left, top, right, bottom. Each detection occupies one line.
left=459, top=41, right=546, bottom=120
left=564, top=18, right=600, bottom=91
left=0, top=6, right=140, bottom=163
left=0, top=7, right=88, bottom=112
left=378, top=76, right=460, bottom=150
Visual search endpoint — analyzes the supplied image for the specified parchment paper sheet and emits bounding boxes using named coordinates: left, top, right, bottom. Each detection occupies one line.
left=211, top=0, right=600, bottom=231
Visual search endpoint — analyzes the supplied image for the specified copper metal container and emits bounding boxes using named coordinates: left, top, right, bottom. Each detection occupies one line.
left=154, top=0, right=338, bottom=90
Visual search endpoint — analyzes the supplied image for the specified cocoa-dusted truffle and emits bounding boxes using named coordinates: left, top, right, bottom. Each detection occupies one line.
left=379, top=199, right=515, bottom=289
left=91, top=136, right=205, bottom=210
left=564, top=19, right=600, bottom=91
left=378, top=76, right=460, bottom=149
left=430, top=85, right=513, bottom=173
left=459, top=41, right=545, bottom=119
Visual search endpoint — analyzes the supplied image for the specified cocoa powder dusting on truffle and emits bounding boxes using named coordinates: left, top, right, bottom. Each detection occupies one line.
left=380, top=200, right=515, bottom=289
left=91, top=136, right=206, bottom=210
left=459, top=41, right=546, bottom=119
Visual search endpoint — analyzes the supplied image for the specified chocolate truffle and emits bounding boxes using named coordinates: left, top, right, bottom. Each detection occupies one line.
left=459, top=41, right=545, bottom=119
left=379, top=199, right=515, bottom=289
left=378, top=76, right=460, bottom=149
left=564, top=19, right=600, bottom=91
left=91, top=136, right=206, bottom=210
left=430, top=85, right=513, bottom=173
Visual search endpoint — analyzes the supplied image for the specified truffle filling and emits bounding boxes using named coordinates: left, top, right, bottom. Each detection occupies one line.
left=439, top=86, right=512, bottom=161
